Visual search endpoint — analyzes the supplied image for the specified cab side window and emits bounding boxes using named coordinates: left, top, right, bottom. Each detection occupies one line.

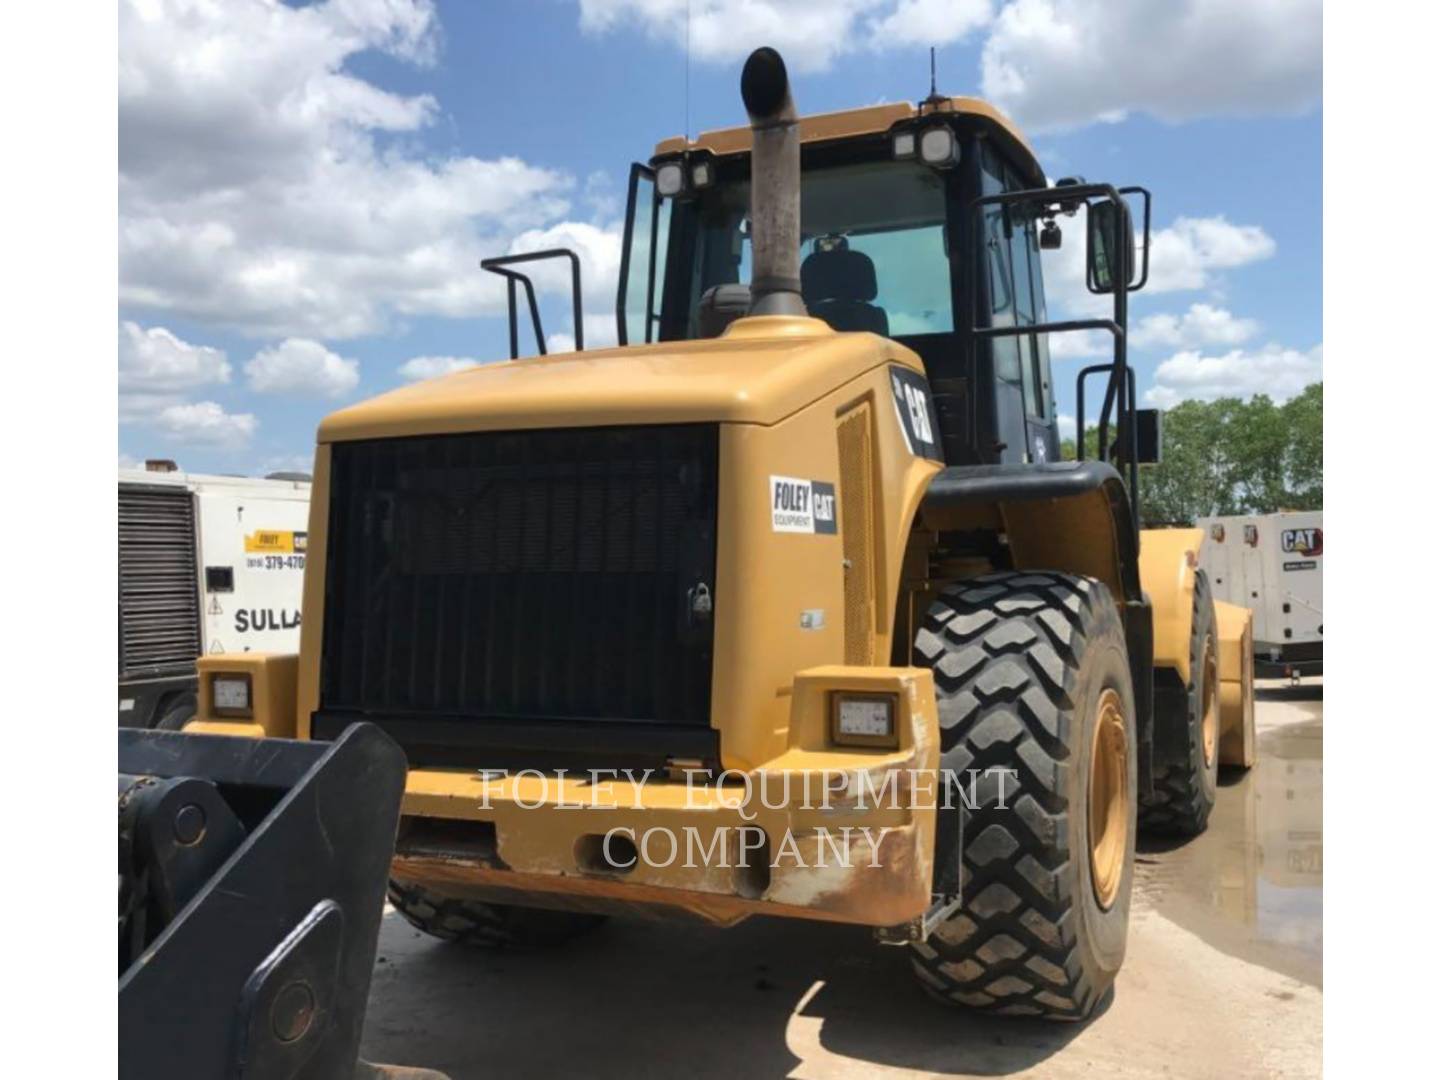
left=620, top=169, right=673, bottom=345
left=982, top=145, right=1052, bottom=421
left=980, top=146, right=1021, bottom=385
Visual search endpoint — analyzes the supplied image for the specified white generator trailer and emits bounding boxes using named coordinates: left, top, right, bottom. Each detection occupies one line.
left=118, top=464, right=312, bottom=728
left=1197, top=511, right=1322, bottom=679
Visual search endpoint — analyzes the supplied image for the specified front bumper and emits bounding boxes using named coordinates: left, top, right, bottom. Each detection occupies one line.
left=391, top=667, right=940, bottom=928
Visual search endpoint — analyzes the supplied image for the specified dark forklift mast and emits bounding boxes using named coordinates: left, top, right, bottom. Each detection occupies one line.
left=118, top=723, right=447, bottom=1080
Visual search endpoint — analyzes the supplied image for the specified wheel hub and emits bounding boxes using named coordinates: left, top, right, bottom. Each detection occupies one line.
left=1088, top=687, right=1129, bottom=911
left=1201, top=638, right=1219, bottom=768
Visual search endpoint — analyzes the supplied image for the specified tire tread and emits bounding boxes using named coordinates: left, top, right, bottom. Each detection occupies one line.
left=387, top=879, right=605, bottom=949
left=908, top=570, right=1126, bottom=1021
left=1138, top=570, right=1218, bottom=835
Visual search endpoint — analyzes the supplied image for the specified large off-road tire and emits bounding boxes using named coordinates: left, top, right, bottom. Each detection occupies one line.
left=1139, top=568, right=1220, bottom=836
left=387, top=879, right=606, bottom=949
left=909, top=571, right=1137, bottom=1020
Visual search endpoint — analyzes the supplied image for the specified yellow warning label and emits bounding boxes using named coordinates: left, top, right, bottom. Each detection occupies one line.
left=244, top=530, right=307, bottom=554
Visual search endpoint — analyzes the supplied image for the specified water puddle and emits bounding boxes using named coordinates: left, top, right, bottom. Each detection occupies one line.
left=1133, top=696, right=1322, bottom=987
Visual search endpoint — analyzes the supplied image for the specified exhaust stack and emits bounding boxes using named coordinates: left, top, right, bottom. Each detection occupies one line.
left=741, top=47, right=805, bottom=317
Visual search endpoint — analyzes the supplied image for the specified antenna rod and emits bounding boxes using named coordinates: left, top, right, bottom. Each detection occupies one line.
left=685, top=0, right=691, bottom=139
left=922, top=45, right=946, bottom=108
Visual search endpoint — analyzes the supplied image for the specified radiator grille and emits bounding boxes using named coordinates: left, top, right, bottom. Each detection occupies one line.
left=838, top=403, right=876, bottom=665
left=320, top=425, right=719, bottom=731
left=119, top=484, right=201, bottom=677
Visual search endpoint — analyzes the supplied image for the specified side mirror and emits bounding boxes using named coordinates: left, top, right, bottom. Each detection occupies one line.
left=1087, top=200, right=1136, bottom=294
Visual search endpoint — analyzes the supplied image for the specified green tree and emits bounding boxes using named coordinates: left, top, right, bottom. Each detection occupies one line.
left=1062, top=383, right=1322, bottom=524
left=1279, top=383, right=1323, bottom=509
left=1139, top=398, right=1242, bottom=523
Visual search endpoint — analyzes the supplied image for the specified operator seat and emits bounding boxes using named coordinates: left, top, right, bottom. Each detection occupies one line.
left=800, top=246, right=889, bottom=335
left=698, top=283, right=751, bottom=337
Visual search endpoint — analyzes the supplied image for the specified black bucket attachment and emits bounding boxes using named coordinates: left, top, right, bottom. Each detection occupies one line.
left=118, top=722, right=445, bottom=1080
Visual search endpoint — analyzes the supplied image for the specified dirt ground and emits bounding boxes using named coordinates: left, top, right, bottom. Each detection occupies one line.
left=361, top=679, right=1322, bottom=1080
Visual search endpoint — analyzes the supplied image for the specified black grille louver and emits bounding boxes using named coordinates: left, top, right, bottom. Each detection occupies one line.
left=119, top=484, right=201, bottom=678
left=319, top=425, right=719, bottom=762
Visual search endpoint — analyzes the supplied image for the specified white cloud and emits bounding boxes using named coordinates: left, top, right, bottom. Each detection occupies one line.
left=120, top=0, right=599, bottom=340
left=577, top=1, right=1318, bottom=132
left=578, top=0, right=990, bottom=72
left=1146, top=217, right=1276, bottom=293
left=980, top=0, right=1321, bottom=133
left=1045, top=329, right=1111, bottom=361
left=1056, top=412, right=1076, bottom=439
left=398, top=355, right=481, bottom=381
left=499, top=220, right=624, bottom=355
left=119, top=321, right=230, bottom=392
left=866, top=0, right=994, bottom=46
left=583, top=170, right=622, bottom=220
left=507, top=221, right=625, bottom=318
left=1131, top=303, right=1258, bottom=350
left=246, top=338, right=360, bottom=398
left=120, top=392, right=187, bottom=424
left=119, top=322, right=241, bottom=441
left=154, top=401, right=258, bottom=449
left=1043, top=215, right=1276, bottom=325
left=546, top=332, right=579, bottom=355
left=1145, top=343, right=1322, bottom=408
left=546, top=310, right=621, bottom=355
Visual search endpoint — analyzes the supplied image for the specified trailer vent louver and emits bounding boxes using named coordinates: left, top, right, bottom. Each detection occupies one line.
left=119, top=485, right=202, bottom=677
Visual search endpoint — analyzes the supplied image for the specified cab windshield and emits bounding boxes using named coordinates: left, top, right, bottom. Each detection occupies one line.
left=666, top=160, right=954, bottom=340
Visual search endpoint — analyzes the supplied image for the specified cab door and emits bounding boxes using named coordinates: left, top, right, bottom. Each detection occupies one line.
left=616, top=162, right=672, bottom=346
left=1013, top=212, right=1059, bottom=463
left=979, top=146, right=1058, bottom=464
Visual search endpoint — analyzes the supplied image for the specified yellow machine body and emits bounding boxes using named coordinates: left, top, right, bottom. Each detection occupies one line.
left=197, top=316, right=949, bottom=928
left=189, top=90, right=1252, bottom=932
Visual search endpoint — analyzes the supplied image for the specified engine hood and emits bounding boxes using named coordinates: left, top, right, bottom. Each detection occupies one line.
left=318, top=316, right=922, bottom=443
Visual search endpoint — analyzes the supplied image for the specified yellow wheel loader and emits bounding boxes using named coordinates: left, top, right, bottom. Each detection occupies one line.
left=142, top=46, right=1257, bottom=1050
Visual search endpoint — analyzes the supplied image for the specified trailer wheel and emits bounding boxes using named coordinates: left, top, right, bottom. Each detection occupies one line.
left=155, top=693, right=197, bottom=731
left=910, top=571, right=1136, bottom=1020
left=1139, top=569, right=1220, bottom=836
left=387, top=879, right=606, bottom=949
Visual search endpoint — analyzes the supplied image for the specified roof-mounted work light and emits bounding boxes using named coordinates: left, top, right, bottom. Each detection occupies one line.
left=919, top=126, right=960, bottom=168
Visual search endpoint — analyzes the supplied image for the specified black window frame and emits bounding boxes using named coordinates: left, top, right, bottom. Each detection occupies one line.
left=615, top=120, right=1053, bottom=463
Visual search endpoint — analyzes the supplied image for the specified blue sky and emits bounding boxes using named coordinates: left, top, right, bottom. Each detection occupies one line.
left=118, top=0, right=1322, bottom=474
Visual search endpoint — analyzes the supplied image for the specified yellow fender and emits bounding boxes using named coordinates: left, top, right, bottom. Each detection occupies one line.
left=1139, top=527, right=1256, bottom=773
left=1214, top=601, right=1257, bottom=769
left=1138, top=527, right=1203, bottom=686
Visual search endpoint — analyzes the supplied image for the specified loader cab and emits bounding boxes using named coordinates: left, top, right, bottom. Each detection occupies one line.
left=618, top=104, right=1061, bottom=467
